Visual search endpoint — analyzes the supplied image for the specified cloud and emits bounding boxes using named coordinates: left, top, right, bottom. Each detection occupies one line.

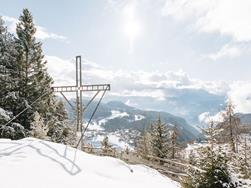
left=45, top=55, right=229, bottom=100
left=46, top=55, right=251, bottom=114
left=207, top=44, right=241, bottom=60
left=204, top=42, right=251, bottom=61
left=228, top=81, right=251, bottom=113
left=198, top=111, right=224, bottom=124
left=2, top=15, right=67, bottom=41
left=162, top=0, right=251, bottom=42
left=198, top=81, right=251, bottom=119
left=35, top=25, right=67, bottom=40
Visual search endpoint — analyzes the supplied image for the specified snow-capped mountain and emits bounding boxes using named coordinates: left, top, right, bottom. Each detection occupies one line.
left=236, top=113, right=251, bottom=125
left=64, top=100, right=201, bottom=149
left=107, top=88, right=226, bottom=127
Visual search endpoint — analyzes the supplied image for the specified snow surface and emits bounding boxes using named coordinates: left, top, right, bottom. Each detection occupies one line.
left=87, top=121, right=104, bottom=131
left=93, top=134, right=133, bottom=150
left=134, top=114, right=145, bottom=121
left=98, top=110, right=129, bottom=126
left=0, top=138, right=180, bottom=188
left=0, top=107, right=11, bottom=121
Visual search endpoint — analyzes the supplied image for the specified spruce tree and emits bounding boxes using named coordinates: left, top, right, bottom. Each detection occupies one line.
left=101, top=136, right=112, bottom=155
left=30, top=111, right=47, bottom=139
left=0, top=17, right=20, bottom=114
left=136, top=128, right=152, bottom=159
left=204, top=148, right=235, bottom=188
left=0, top=10, right=70, bottom=142
left=0, top=17, right=26, bottom=140
left=170, top=124, right=180, bottom=159
left=183, top=118, right=237, bottom=188
left=218, top=99, right=241, bottom=152
left=0, top=107, right=26, bottom=139
left=150, top=114, right=170, bottom=159
left=15, top=8, right=54, bottom=130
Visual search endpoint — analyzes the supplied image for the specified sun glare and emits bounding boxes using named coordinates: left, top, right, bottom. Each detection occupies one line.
left=124, top=20, right=140, bottom=41
left=122, top=2, right=140, bottom=52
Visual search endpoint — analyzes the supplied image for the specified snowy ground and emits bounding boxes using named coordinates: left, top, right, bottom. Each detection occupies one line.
left=0, top=138, right=180, bottom=188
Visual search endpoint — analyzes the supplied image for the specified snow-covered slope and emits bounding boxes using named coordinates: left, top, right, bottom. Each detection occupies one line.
left=0, top=138, right=180, bottom=188
left=64, top=100, right=201, bottom=149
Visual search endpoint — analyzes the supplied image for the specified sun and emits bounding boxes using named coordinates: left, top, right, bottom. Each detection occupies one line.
left=124, top=20, right=140, bottom=42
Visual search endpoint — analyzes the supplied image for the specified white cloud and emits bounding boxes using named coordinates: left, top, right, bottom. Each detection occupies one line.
left=46, top=55, right=251, bottom=113
left=162, top=0, right=251, bottom=42
left=46, top=55, right=229, bottom=99
left=198, top=81, right=251, bottom=116
left=228, top=81, right=251, bottom=113
left=207, top=44, right=241, bottom=60
left=111, top=89, right=166, bottom=101
left=35, top=25, right=67, bottom=40
left=2, top=15, right=67, bottom=41
left=45, top=55, right=75, bottom=86
left=198, top=111, right=224, bottom=124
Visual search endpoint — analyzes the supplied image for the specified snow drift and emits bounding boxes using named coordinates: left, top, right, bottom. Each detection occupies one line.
left=0, top=138, right=180, bottom=188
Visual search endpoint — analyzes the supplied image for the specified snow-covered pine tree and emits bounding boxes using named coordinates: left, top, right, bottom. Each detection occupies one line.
left=170, top=124, right=180, bottom=159
left=101, top=136, right=112, bottom=155
left=0, top=10, right=72, bottom=143
left=199, top=147, right=235, bottom=188
left=202, top=119, right=223, bottom=151
left=0, top=17, right=26, bottom=140
left=0, top=107, right=26, bottom=139
left=46, top=99, right=76, bottom=145
left=15, top=9, right=55, bottom=130
left=13, top=8, right=71, bottom=144
left=0, top=17, right=20, bottom=117
left=150, top=114, right=170, bottom=159
left=183, top=147, right=237, bottom=188
left=30, top=111, right=47, bottom=139
left=229, top=134, right=251, bottom=180
left=238, top=135, right=251, bottom=179
left=183, top=118, right=237, bottom=188
left=218, top=99, right=241, bottom=153
left=136, top=128, right=152, bottom=159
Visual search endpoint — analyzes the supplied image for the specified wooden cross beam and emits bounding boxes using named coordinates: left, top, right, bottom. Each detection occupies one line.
left=52, top=56, right=110, bottom=132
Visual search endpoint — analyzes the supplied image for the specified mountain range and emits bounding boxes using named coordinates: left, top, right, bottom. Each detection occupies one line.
left=63, top=99, right=201, bottom=149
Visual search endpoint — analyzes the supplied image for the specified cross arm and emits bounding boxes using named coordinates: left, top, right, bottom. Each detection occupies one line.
left=81, top=84, right=110, bottom=92
left=52, top=84, right=110, bottom=92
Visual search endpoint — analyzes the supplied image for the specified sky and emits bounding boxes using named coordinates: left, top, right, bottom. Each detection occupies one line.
left=1, top=0, right=251, bottom=114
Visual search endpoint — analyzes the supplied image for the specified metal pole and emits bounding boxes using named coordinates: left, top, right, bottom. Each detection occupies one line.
left=76, top=56, right=80, bottom=132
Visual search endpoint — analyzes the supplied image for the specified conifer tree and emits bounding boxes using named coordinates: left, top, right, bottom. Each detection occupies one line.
left=197, top=148, right=235, bottom=188
left=30, top=111, right=47, bottom=139
left=150, top=114, right=170, bottom=159
left=101, top=136, right=112, bottom=155
left=170, top=124, right=179, bottom=159
left=230, top=134, right=251, bottom=179
left=183, top=118, right=237, bottom=188
left=0, top=107, right=26, bottom=140
left=0, top=17, right=20, bottom=115
left=219, top=99, right=240, bottom=152
left=203, top=119, right=223, bottom=151
left=136, top=129, right=152, bottom=159
left=183, top=148, right=236, bottom=188
left=0, top=17, right=26, bottom=140
left=0, top=10, right=70, bottom=142
left=15, top=9, right=54, bottom=130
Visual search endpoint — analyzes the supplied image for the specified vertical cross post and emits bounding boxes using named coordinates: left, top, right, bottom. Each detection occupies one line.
left=76, top=56, right=83, bottom=132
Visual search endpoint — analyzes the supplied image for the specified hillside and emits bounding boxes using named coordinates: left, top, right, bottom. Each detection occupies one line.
left=63, top=100, right=201, bottom=149
left=236, top=113, right=251, bottom=125
left=106, top=89, right=226, bottom=126
left=0, top=138, right=180, bottom=188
